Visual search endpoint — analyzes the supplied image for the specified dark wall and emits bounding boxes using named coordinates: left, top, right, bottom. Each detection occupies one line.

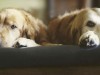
left=92, top=0, right=100, bottom=7
left=46, top=0, right=100, bottom=23
left=47, top=0, right=91, bottom=20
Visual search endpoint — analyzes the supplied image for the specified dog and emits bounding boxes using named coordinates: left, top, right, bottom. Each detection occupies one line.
left=48, top=8, right=100, bottom=48
left=13, top=38, right=40, bottom=48
left=0, top=8, right=48, bottom=47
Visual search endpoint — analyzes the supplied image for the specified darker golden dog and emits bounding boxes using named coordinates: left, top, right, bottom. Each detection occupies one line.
left=48, top=8, right=100, bottom=48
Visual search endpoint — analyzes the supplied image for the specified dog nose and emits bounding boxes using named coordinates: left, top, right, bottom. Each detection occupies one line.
left=13, top=42, right=27, bottom=48
left=79, top=38, right=97, bottom=48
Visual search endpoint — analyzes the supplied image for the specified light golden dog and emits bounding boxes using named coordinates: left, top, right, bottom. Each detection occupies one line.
left=0, top=8, right=48, bottom=47
left=48, top=8, right=100, bottom=48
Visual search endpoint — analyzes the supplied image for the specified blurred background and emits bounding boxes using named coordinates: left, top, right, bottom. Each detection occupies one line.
left=0, top=0, right=100, bottom=24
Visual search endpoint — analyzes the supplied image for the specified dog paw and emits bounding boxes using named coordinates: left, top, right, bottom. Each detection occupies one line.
left=13, top=38, right=40, bottom=48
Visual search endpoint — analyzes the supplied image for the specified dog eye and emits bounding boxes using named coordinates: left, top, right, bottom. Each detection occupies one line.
left=11, top=25, right=17, bottom=29
left=87, top=21, right=96, bottom=27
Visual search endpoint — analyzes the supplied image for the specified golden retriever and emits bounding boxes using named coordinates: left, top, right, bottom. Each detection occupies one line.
left=0, top=8, right=48, bottom=47
left=48, top=8, right=100, bottom=48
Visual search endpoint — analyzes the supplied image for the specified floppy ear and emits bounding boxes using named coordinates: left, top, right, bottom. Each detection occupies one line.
left=21, top=10, right=39, bottom=39
left=70, top=24, right=82, bottom=44
left=48, top=11, right=80, bottom=44
left=21, top=10, right=48, bottom=44
left=70, top=13, right=83, bottom=44
left=59, top=13, right=79, bottom=44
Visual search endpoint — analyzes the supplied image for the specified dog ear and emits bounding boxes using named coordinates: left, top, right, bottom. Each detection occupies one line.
left=48, top=11, right=79, bottom=44
left=70, top=13, right=83, bottom=44
left=21, top=10, right=39, bottom=39
left=21, top=10, right=48, bottom=45
left=59, top=13, right=79, bottom=44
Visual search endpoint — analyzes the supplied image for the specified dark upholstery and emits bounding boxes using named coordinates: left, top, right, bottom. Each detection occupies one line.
left=0, top=45, right=100, bottom=75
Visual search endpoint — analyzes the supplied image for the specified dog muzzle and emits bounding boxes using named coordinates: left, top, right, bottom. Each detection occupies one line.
left=79, top=31, right=100, bottom=48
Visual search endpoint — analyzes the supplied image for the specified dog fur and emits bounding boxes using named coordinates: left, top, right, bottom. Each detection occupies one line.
left=48, top=8, right=100, bottom=48
left=0, top=8, right=48, bottom=47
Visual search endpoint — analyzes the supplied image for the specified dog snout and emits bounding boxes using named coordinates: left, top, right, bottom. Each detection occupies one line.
left=13, top=42, right=27, bottom=48
left=79, top=31, right=100, bottom=48
left=79, top=37, right=97, bottom=48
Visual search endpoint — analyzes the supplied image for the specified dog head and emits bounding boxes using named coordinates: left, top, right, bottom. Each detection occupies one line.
left=0, top=8, right=39, bottom=47
left=71, top=8, right=100, bottom=48
left=49, top=8, right=100, bottom=48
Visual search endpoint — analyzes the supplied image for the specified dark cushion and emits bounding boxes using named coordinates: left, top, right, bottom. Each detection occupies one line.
left=0, top=45, right=100, bottom=68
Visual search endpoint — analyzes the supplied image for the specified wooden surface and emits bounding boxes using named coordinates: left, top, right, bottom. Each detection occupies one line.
left=0, top=67, right=100, bottom=75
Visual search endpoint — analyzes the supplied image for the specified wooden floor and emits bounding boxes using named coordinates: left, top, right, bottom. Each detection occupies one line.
left=0, top=66, right=100, bottom=75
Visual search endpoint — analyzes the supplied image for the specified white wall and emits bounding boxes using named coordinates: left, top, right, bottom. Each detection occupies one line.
left=0, top=0, right=46, bottom=10
left=0, top=0, right=46, bottom=20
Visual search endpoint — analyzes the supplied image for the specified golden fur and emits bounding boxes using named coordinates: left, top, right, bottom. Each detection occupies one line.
left=0, top=8, right=48, bottom=47
left=48, top=8, right=100, bottom=47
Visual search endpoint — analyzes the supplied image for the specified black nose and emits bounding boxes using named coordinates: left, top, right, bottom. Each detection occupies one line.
left=14, top=42, right=27, bottom=48
left=15, top=42, right=20, bottom=48
left=79, top=38, right=97, bottom=48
